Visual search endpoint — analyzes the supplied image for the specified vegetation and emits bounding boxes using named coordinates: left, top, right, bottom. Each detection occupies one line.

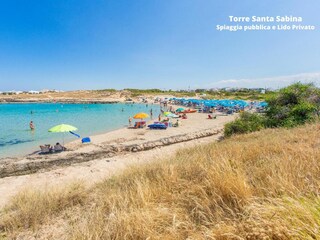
left=224, top=112, right=265, bottom=137
left=205, top=90, right=274, bottom=101
left=0, top=123, right=319, bottom=239
left=94, top=88, right=117, bottom=92
left=265, top=83, right=320, bottom=127
left=225, top=83, right=320, bottom=136
left=124, top=88, right=197, bottom=98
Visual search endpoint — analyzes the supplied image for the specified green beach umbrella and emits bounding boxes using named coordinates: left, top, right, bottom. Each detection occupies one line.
left=176, top=108, right=185, bottom=112
left=48, top=124, right=78, bottom=133
left=48, top=124, right=78, bottom=146
left=164, top=112, right=171, bottom=116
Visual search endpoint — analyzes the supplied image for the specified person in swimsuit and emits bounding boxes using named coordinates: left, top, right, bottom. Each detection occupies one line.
left=29, top=121, right=35, bottom=130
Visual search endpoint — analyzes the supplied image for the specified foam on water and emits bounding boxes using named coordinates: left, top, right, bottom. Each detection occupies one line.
left=0, top=103, right=159, bottom=158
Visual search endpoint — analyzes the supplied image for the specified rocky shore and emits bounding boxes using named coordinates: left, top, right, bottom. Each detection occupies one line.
left=0, top=128, right=222, bottom=178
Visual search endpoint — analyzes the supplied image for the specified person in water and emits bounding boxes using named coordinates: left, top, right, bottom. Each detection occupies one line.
left=128, top=116, right=132, bottom=127
left=29, top=121, right=35, bottom=130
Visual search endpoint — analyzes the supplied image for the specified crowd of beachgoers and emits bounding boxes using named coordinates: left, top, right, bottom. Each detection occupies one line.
left=129, top=97, right=267, bottom=130
left=167, top=97, right=267, bottom=113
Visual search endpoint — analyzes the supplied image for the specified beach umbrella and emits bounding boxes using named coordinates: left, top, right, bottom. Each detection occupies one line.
left=166, top=113, right=179, bottom=118
left=48, top=124, right=77, bottom=133
left=164, top=112, right=171, bottom=116
left=133, top=112, right=149, bottom=119
left=176, top=108, right=185, bottom=112
left=48, top=124, right=78, bottom=146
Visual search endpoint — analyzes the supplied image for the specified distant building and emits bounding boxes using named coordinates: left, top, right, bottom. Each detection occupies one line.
left=40, top=89, right=50, bottom=93
left=28, top=90, right=40, bottom=94
left=4, top=90, right=23, bottom=95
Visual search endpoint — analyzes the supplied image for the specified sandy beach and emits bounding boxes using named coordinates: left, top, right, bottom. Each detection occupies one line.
left=0, top=110, right=236, bottom=208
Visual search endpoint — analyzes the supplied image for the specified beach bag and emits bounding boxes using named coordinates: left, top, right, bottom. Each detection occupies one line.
left=82, top=137, right=91, bottom=143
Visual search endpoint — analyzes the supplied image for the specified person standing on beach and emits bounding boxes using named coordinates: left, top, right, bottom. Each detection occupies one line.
left=128, top=116, right=132, bottom=127
left=158, top=114, right=161, bottom=122
left=29, top=121, right=35, bottom=130
left=150, top=109, right=153, bottom=119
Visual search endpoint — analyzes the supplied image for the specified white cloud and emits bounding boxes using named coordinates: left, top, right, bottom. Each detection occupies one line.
left=210, top=72, right=320, bottom=89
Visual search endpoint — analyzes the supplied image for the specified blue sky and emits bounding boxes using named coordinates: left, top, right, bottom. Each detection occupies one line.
left=0, top=0, right=319, bottom=91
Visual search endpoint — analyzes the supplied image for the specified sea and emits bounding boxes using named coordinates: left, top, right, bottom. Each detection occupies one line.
left=0, top=103, right=159, bottom=159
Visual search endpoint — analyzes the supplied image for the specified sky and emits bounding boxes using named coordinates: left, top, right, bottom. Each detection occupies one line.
left=0, top=0, right=319, bottom=91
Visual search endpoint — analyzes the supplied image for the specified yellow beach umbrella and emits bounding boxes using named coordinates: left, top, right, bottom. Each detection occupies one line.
left=133, top=112, right=149, bottom=119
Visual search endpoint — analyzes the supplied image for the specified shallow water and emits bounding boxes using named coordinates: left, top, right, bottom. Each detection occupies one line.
left=0, top=103, right=159, bottom=158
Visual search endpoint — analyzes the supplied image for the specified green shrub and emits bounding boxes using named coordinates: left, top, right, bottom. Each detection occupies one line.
left=265, top=83, right=320, bottom=127
left=224, top=112, right=265, bottom=137
left=225, top=83, right=320, bottom=137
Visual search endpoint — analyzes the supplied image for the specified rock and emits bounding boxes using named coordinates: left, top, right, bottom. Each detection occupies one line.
left=0, top=127, right=223, bottom=178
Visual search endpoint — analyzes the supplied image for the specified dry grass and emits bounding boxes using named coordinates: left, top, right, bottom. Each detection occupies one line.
left=1, top=123, right=320, bottom=239
left=0, top=182, right=87, bottom=233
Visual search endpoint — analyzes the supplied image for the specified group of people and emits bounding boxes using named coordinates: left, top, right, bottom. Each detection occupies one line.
left=29, top=120, right=67, bottom=153
left=39, top=142, right=65, bottom=153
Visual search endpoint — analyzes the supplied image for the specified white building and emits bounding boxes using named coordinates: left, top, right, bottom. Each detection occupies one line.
left=28, top=90, right=40, bottom=94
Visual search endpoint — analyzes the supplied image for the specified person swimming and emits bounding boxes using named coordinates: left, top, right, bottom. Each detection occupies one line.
left=29, top=121, right=35, bottom=130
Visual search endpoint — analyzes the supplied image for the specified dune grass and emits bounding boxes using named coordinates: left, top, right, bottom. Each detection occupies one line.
left=1, top=123, right=320, bottom=239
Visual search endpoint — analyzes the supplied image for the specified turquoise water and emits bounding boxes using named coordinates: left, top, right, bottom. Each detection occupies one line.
left=0, top=103, right=159, bottom=158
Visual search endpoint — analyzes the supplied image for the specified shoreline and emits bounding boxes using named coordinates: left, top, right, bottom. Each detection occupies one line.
left=0, top=111, right=236, bottom=207
left=0, top=100, right=160, bottom=159
left=0, top=127, right=224, bottom=178
left=0, top=108, right=237, bottom=168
